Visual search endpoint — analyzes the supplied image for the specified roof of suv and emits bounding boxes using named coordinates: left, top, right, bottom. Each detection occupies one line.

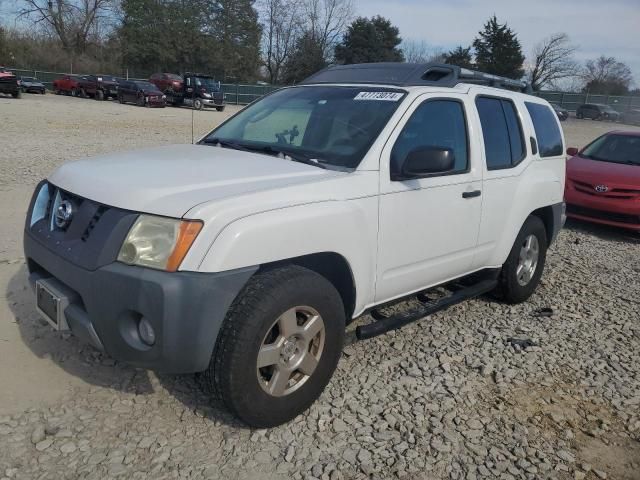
left=302, top=62, right=532, bottom=93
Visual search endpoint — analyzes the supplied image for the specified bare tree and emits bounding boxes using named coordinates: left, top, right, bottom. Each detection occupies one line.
left=528, top=33, right=577, bottom=90
left=17, top=0, right=113, bottom=53
left=260, top=0, right=302, bottom=84
left=582, top=55, right=633, bottom=95
left=402, top=40, right=444, bottom=63
left=304, top=0, right=353, bottom=60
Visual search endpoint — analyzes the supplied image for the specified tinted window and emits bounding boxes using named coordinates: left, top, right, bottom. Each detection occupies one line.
left=391, top=99, right=468, bottom=175
left=476, top=97, right=525, bottom=169
left=525, top=102, right=563, bottom=157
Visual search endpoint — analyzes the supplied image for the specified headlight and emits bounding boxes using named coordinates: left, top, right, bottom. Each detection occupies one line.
left=117, top=215, right=202, bottom=272
left=202, top=92, right=211, bottom=98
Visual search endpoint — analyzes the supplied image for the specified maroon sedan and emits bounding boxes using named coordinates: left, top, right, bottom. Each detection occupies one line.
left=565, top=131, right=640, bottom=231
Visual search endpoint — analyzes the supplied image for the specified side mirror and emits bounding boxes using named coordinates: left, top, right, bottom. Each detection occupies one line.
left=392, top=146, right=456, bottom=180
left=566, top=147, right=579, bottom=156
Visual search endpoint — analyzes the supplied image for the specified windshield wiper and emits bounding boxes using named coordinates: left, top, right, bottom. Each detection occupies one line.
left=202, top=138, right=327, bottom=169
left=201, top=137, right=253, bottom=152
left=256, top=145, right=328, bottom=169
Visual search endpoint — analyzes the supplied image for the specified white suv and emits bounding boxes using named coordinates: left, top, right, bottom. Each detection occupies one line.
left=25, top=63, right=566, bottom=427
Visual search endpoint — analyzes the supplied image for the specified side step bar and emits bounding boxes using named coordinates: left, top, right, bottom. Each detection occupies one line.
left=355, top=278, right=498, bottom=340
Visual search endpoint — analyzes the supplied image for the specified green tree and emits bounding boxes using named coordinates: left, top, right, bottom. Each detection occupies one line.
left=334, top=16, right=404, bottom=65
left=209, top=0, right=262, bottom=81
left=282, top=30, right=327, bottom=84
left=443, top=46, right=474, bottom=69
left=472, top=16, right=524, bottom=79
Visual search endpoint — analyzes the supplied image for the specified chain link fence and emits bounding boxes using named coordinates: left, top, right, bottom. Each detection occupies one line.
left=534, top=91, right=640, bottom=114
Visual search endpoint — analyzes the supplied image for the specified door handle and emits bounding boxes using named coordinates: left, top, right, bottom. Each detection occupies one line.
left=462, top=190, right=482, bottom=199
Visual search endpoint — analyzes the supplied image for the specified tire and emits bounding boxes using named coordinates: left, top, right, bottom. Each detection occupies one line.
left=12, top=90, right=21, bottom=99
left=205, top=265, right=345, bottom=427
left=136, top=95, right=145, bottom=107
left=96, top=89, right=104, bottom=101
left=71, top=88, right=78, bottom=97
left=118, top=94, right=125, bottom=104
left=576, top=112, right=583, bottom=119
left=494, top=215, right=548, bottom=304
left=80, top=88, right=87, bottom=98
left=193, top=98, right=203, bottom=110
left=216, top=106, right=225, bottom=112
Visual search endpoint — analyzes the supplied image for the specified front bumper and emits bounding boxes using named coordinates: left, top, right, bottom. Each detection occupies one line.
left=565, top=184, right=640, bottom=231
left=202, top=98, right=224, bottom=107
left=24, top=230, right=256, bottom=373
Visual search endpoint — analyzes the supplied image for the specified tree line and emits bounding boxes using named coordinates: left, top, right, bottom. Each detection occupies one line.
left=0, top=0, right=635, bottom=94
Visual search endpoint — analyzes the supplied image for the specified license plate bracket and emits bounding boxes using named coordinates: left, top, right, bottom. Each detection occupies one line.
left=35, top=279, right=74, bottom=331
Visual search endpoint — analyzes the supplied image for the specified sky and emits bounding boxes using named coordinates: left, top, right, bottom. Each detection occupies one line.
left=355, top=0, right=640, bottom=87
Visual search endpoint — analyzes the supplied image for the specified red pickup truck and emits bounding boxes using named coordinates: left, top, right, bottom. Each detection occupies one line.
left=53, top=75, right=84, bottom=96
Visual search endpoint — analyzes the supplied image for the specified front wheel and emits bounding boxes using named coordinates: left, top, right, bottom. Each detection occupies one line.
left=216, top=106, right=225, bottom=112
left=576, top=112, right=583, bottom=119
left=193, top=98, right=203, bottom=110
left=494, top=215, right=548, bottom=304
left=205, top=265, right=345, bottom=427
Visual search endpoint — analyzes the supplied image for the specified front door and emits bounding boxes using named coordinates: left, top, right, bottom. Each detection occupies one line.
left=375, top=94, right=483, bottom=303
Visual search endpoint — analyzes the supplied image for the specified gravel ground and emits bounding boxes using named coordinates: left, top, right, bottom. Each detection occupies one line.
left=1, top=93, right=640, bottom=480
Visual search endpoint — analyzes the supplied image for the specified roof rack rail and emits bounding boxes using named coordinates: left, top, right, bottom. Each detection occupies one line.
left=301, top=62, right=532, bottom=93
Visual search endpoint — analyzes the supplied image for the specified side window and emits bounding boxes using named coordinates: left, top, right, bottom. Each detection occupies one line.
left=476, top=97, right=526, bottom=169
left=525, top=102, right=563, bottom=157
left=391, top=99, right=469, bottom=175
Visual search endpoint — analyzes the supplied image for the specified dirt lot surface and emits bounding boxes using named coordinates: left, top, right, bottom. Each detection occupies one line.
left=1, top=93, right=640, bottom=480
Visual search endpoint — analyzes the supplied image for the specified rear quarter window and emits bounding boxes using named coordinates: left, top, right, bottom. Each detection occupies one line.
left=525, top=102, right=563, bottom=157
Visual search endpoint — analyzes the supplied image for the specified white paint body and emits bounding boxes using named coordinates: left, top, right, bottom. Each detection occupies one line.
left=49, top=83, right=565, bottom=318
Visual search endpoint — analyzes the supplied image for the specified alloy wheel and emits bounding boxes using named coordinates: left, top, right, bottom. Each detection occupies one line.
left=256, top=306, right=325, bottom=397
left=516, top=234, right=539, bottom=286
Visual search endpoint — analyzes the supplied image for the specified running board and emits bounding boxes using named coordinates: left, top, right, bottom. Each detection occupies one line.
left=355, top=278, right=498, bottom=340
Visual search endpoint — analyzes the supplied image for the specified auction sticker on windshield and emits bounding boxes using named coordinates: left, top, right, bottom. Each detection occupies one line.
left=354, top=92, right=404, bottom=101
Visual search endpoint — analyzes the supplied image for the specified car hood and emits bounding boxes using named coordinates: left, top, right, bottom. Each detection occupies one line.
left=48, top=144, right=343, bottom=218
left=567, top=155, right=640, bottom=186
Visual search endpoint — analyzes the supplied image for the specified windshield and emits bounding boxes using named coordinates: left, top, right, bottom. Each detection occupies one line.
left=203, top=86, right=406, bottom=169
left=195, top=77, right=220, bottom=90
left=581, top=134, right=640, bottom=165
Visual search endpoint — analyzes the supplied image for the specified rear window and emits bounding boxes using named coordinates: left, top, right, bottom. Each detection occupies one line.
left=476, top=97, right=525, bottom=169
left=525, top=102, right=563, bottom=157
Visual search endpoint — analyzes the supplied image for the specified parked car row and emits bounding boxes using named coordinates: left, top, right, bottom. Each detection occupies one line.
left=50, top=71, right=225, bottom=110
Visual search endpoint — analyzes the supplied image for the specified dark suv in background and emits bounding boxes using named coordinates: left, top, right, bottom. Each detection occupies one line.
left=78, top=74, right=119, bottom=100
left=576, top=103, right=621, bottom=121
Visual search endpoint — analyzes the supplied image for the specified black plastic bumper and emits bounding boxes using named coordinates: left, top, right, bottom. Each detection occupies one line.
left=24, top=231, right=256, bottom=373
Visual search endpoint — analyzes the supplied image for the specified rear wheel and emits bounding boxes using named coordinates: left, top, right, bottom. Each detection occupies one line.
left=494, top=216, right=548, bottom=304
left=205, top=265, right=345, bottom=427
left=96, top=89, right=104, bottom=101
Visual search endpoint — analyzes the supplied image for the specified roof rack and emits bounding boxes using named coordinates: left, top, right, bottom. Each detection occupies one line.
left=301, top=62, right=532, bottom=94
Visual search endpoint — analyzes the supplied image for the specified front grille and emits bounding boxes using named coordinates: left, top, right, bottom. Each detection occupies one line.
left=27, top=182, right=138, bottom=271
left=571, top=179, right=640, bottom=200
left=567, top=204, right=640, bottom=225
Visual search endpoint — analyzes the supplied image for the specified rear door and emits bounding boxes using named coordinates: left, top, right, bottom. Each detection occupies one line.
left=376, top=93, right=484, bottom=303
